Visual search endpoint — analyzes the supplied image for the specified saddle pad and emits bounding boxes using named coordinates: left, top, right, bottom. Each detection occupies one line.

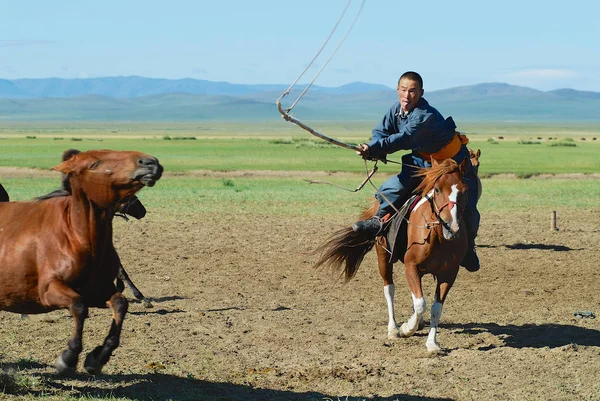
left=385, top=194, right=419, bottom=264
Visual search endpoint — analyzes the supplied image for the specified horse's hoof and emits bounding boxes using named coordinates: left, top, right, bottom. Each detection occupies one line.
left=388, top=328, right=401, bottom=339
left=400, top=323, right=415, bottom=338
left=426, top=342, right=442, bottom=354
left=83, top=352, right=103, bottom=375
left=56, top=356, right=76, bottom=376
left=142, top=299, right=153, bottom=308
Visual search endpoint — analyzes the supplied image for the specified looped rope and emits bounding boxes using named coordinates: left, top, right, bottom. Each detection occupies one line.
left=282, top=0, right=366, bottom=112
left=276, top=0, right=366, bottom=153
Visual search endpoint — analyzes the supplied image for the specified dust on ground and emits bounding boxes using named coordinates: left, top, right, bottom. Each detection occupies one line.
left=0, top=174, right=599, bottom=400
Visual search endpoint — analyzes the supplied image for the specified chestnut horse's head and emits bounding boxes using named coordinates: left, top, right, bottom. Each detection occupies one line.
left=414, top=158, right=468, bottom=240
left=468, top=148, right=481, bottom=176
left=53, top=150, right=163, bottom=209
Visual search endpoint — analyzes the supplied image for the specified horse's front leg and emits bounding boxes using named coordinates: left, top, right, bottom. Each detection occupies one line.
left=41, top=279, right=88, bottom=375
left=83, top=292, right=128, bottom=375
left=426, top=273, right=457, bottom=353
left=400, top=262, right=426, bottom=338
left=376, top=238, right=399, bottom=339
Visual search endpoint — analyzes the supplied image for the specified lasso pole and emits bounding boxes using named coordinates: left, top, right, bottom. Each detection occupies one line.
left=276, top=93, right=360, bottom=152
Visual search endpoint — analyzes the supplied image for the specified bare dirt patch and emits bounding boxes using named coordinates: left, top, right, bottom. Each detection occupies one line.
left=1, top=206, right=600, bottom=400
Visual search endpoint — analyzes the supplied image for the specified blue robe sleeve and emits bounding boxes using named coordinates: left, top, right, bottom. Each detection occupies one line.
left=367, top=112, right=434, bottom=159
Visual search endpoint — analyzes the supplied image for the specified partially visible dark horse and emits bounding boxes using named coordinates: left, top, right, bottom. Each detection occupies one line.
left=0, top=183, right=8, bottom=202
left=315, top=158, right=469, bottom=353
left=0, top=149, right=162, bottom=374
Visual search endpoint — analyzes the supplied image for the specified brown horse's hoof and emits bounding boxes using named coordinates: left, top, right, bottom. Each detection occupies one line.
left=56, top=356, right=76, bottom=376
left=84, top=352, right=103, bottom=375
left=142, top=298, right=153, bottom=308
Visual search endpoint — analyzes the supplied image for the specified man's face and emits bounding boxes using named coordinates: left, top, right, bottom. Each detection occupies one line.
left=397, top=78, right=424, bottom=112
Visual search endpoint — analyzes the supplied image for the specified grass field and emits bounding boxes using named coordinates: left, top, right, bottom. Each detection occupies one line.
left=0, top=121, right=599, bottom=175
left=1, top=121, right=599, bottom=215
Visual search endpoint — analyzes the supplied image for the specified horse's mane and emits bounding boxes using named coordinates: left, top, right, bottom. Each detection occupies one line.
left=413, top=159, right=460, bottom=195
left=34, top=189, right=70, bottom=201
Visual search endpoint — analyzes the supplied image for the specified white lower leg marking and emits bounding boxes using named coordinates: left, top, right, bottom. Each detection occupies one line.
left=384, top=284, right=399, bottom=338
left=401, top=293, right=426, bottom=337
left=427, top=300, right=443, bottom=352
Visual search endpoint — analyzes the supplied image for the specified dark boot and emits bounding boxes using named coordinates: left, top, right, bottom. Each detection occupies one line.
left=461, top=237, right=480, bottom=272
left=352, top=216, right=383, bottom=238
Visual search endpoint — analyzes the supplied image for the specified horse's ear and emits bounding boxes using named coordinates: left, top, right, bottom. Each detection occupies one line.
left=459, top=158, right=469, bottom=175
left=476, top=149, right=481, bottom=158
left=52, top=159, right=76, bottom=175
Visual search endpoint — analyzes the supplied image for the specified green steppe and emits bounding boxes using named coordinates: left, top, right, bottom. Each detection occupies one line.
left=1, top=121, right=599, bottom=217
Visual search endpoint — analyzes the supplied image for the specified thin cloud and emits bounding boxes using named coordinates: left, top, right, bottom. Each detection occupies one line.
left=0, top=40, right=56, bottom=47
left=192, top=67, right=208, bottom=75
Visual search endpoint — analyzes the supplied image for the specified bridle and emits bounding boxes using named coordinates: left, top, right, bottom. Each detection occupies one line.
left=426, top=176, right=465, bottom=236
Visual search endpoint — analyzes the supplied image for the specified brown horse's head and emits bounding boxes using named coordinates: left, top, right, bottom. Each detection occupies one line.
left=53, top=150, right=163, bottom=209
left=414, top=158, right=468, bottom=240
left=468, top=148, right=481, bottom=176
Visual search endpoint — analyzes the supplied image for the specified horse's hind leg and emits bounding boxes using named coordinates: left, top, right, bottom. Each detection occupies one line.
left=426, top=273, right=457, bottom=353
left=84, top=292, right=128, bottom=375
left=41, top=279, right=88, bottom=375
left=118, top=265, right=153, bottom=308
left=376, top=238, right=399, bottom=339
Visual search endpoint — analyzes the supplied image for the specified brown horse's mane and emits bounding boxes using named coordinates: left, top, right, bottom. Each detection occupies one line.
left=413, top=159, right=460, bottom=196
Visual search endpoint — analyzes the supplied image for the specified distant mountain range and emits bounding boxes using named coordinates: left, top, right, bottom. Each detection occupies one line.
left=1, top=76, right=599, bottom=122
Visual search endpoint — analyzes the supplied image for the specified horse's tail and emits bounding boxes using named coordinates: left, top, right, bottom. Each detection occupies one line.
left=314, top=198, right=379, bottom=282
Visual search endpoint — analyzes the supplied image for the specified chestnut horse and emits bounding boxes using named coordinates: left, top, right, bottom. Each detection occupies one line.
left=36, top=148, right=154, bottom=308
left=1, top=172, right=153, bottom=308
left=35, top=189, right=154, bottom=308
left=315, top=158, right=469, bottom=353
left=0, top=150, right=162, bottom=374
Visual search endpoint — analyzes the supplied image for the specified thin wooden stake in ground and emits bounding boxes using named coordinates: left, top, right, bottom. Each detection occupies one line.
left=551, top=210, right=559, bottom=231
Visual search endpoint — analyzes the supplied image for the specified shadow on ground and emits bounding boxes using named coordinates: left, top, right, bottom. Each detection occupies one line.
left=446, top=321, right=600, bottom=349
left=0, top=365, right=455, bottom=401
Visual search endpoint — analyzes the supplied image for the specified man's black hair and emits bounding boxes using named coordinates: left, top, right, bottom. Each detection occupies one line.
left=398, top=71, right=423, bottom=89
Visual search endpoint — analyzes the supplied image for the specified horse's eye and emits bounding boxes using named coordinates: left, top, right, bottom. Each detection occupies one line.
left=435, top=187, right=440, bottom=194
left=89, top=160, right=101, bottom=170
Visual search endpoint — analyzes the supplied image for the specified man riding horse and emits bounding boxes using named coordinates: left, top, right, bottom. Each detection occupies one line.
left=352, top=71, right=481, bottom=272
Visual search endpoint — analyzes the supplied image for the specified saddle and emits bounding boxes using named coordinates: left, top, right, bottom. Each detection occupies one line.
left=382, top=194, right=420, bottom=264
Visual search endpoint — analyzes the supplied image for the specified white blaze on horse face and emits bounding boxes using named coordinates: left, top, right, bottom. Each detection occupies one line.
left=442, top=184, right=461, bottom=240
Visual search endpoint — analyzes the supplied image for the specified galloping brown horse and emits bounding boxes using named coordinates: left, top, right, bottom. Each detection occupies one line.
left=0, top=149, right=162, bottom=374
left=315, top=158, right=469, bottom=353
left=36, top=148, right=154, bottom=308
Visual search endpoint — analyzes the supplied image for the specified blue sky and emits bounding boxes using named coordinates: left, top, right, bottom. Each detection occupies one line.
left=2, top=0, right=599, bottom=92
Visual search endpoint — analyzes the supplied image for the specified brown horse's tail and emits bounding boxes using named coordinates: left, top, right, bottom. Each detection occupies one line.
left=313, top=199, right=379, bottom=282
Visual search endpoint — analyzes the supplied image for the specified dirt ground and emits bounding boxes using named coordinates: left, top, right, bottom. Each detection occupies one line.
left=1, top=180, right=600, bottom=400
